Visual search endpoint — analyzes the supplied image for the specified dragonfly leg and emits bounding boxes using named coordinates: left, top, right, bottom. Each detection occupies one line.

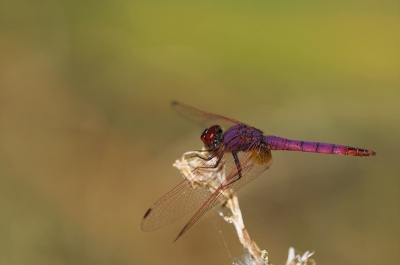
left=193, top=149, right=213, bottom=153
left=194, top=151, right=218, bottom=161
left=229, top=152, right=243, bottom=184
left=195, top=153, right=224, bottom=170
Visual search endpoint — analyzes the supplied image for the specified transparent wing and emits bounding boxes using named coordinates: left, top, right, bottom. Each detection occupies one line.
left=141, top=179, right=214, bottom=232
left=173, top=142, right=273, bottom=241
left=172, top=101, right=248, bottom=130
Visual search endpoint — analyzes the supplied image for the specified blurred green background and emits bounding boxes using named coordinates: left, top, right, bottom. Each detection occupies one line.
left=0, top=1, right=399, bottom=265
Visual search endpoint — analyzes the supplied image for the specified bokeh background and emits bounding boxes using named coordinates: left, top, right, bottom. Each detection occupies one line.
left=1, top=1, right=399, bottom=265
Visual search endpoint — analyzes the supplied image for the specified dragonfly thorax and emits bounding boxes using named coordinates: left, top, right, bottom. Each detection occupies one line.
left=201, top=125, right=223, bottom=149
left=223, top=124, right=265, bottom=152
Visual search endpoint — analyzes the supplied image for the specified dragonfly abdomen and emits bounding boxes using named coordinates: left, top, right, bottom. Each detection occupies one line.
left=264, top=136, right=376, bottom=156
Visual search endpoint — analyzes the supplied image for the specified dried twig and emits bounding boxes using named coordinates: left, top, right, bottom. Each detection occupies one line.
left=173, top=150, right=315, bottom=265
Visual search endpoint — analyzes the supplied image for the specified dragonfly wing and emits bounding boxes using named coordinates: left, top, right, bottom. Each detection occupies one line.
left=227, top=146, right=273, bottom=192
left=173, top=142, right=273, bottom=241
left=173, top=181, right=232, bottom=242
left=141, top=179, right=213, bottom=232
left=172, top=101, right=247, bottom=130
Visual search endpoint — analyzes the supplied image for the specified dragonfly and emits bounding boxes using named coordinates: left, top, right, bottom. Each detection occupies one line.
left=141, top=101, right=376, bottom=241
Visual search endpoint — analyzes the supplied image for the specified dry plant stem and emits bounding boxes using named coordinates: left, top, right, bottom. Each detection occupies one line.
left=173, top=150, right=269, bottom=265
left=224, top=194, right=269, bottom=265
left=285, top=248, right=315, bottom=265
left=173, top=150, right=315, bottom=265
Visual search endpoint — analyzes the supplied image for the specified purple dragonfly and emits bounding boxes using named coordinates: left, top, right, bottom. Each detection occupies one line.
left=141, top=101, right=376, bottom=241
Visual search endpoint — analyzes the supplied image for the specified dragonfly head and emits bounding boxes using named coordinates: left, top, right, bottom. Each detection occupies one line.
left=201, top=125, right=223, bottom=149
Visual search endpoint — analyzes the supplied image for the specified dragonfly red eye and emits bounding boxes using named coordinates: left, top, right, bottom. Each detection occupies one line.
left=201, top=125, right=222, bottom=149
